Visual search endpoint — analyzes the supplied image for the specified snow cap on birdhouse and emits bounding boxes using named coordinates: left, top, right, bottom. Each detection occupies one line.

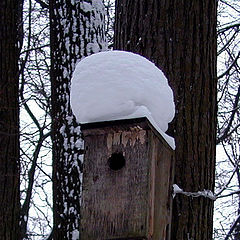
left=70, top=50, right=175, bottom=149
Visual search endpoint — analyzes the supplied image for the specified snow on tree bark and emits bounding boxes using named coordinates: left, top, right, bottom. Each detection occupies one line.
left=114, top=1, right=217, bottom=239
left=49, top=0, right=107, bottom=239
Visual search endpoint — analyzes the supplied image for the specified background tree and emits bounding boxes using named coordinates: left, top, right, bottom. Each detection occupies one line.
left=114, top=1, right=217, bottom=239
left=214, top=1, right=240, bottom=239
left=19, top=0, right=52, bottom=238
left=49, top=0, right=107, bottom=238
left=0, top=0, right=23, bottom=239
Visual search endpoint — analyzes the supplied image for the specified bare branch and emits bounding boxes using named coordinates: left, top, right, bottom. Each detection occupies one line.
left=218, top=23, right=240, bottom=34
left=20, top=131, right=51, bottom=239
left=224, top=214, right=240, bottom=240
left=216, top=165, right=239, bottom=197
left=217, top=51, right=240, bottom=79
left=217, top=84, right=240, bottom=144
left=34, top=0, right=49, bottom=9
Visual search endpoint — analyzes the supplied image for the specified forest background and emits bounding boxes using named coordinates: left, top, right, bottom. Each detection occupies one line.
left=5, top=0, right=240, bottom=239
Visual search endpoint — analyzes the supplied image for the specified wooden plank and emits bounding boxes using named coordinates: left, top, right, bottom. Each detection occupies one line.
left=148, top=131, right=174, bottom=239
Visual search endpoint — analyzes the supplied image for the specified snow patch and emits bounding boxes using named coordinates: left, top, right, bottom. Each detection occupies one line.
left=60, top=124, right=66, bottom=134
left=75, top=139, right=83, bottom=149
left=172, top=184, right=183, bottom=198
left=173, top=184, right=216, bottom=200
left=72, top=229, right=79, bottom=240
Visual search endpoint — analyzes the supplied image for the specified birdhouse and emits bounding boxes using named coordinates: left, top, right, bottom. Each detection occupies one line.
left=80, top=117, right=174, bottom=240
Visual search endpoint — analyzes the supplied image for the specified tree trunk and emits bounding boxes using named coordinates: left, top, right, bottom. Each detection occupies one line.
left=49, top=0, right=107, bottom=238
left=0, top=0, right=23, bottom=239
left=114, top=1, right=217, bottom=239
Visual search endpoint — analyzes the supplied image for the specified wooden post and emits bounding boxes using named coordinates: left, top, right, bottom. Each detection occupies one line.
left=80, top=117, right=174, bottom=240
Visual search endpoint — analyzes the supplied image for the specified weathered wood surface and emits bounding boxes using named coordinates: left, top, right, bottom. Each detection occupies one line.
left=148, top=131, right=174, bottom=240
left=81, top=118, right=174, bottom=240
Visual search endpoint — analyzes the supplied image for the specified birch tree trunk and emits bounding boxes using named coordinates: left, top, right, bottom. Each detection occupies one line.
left=0, top=0, right=23, bottom=239
left=114, top=1, right=217, bottom=239
left=49, top=0, right=107, bottom=238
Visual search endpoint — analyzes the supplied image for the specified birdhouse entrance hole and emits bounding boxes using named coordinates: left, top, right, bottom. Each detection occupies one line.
left=108, top=152, right=125, bottom=171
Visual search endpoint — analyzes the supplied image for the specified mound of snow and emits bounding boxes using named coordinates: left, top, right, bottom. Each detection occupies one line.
left=70, top=51, right=175, bottom=149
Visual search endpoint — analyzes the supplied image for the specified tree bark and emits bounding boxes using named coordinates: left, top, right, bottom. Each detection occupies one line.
left=114, top=1, right=217, bottom=239
left=0, top=0, right=23, bottom=239
left=49, top=0, right=107, bottom=238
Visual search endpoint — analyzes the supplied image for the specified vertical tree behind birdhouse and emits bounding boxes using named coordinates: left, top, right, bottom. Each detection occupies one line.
left=49, top=0, right=107, bottom=238
left=114, top=1, right=217, bottom=239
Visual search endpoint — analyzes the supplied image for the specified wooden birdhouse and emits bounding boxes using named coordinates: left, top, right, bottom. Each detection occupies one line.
left=80, top=117, right=175, bottom=240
